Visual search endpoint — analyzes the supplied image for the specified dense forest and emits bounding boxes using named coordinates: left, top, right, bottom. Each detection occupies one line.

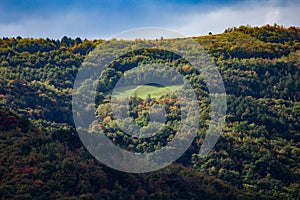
left=0, top=24, right=299, bottom=199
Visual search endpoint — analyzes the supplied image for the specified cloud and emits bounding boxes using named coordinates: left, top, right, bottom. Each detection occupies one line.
left=0, top=0, right=299, bottom=39
left=0, top=0, right=177, bottom=39
left=170, top=1, right=300, bottom=36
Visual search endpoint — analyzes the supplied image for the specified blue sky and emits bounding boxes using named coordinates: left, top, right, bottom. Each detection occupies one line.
left=0, top=0, right=299, bottom=39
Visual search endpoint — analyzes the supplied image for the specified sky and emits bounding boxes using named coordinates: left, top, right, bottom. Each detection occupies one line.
left=0, top=0, right=299, bottom=40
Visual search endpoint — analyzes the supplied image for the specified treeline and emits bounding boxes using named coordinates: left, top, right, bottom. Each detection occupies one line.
left=225, top=24, right=300, bottom=44
left=0, top=36, right=101, bottom=55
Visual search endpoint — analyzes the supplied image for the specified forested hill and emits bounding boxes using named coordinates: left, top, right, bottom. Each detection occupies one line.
left=0, top=24, right=300, bottom=199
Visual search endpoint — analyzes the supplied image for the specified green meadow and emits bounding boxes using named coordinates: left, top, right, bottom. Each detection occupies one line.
left=113, top=84, right=182, bottom=99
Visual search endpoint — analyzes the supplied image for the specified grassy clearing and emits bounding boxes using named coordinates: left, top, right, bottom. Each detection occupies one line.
left=113, top=84, right=182, bottom=99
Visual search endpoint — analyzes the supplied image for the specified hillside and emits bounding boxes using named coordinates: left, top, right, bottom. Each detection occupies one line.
left=0, top=24, right=299, bottom=199
left=0, top=108, right=256, bottom=199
